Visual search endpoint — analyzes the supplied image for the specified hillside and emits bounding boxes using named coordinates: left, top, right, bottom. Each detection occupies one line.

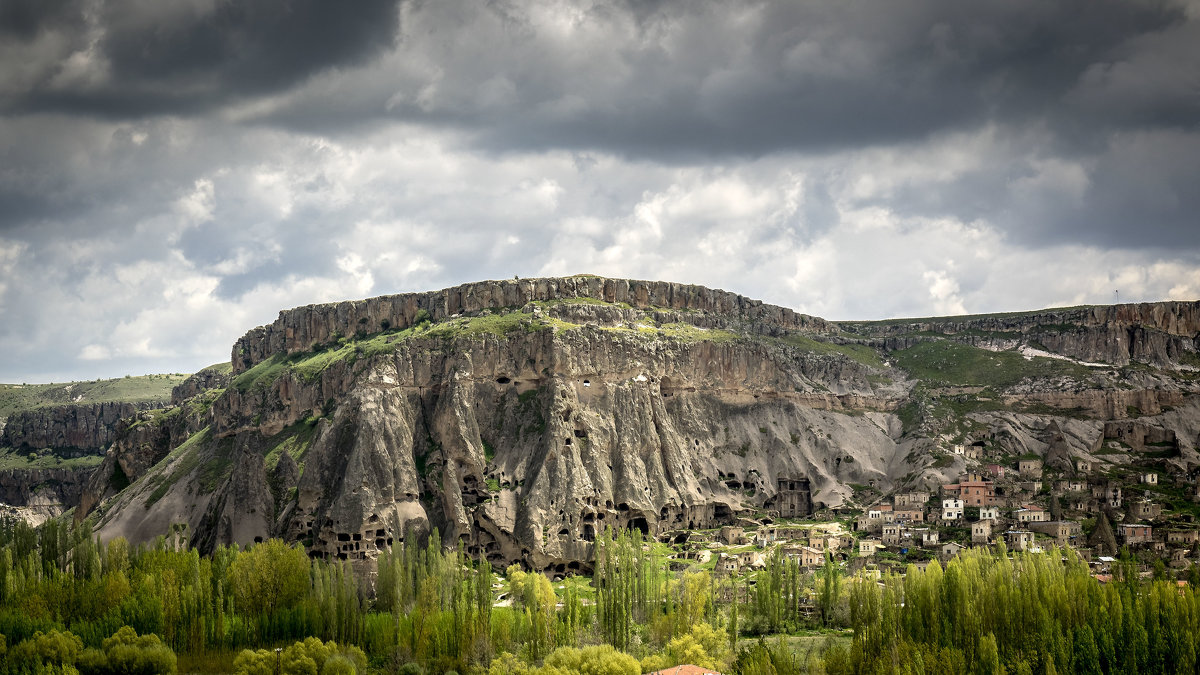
left=0, top=373, right=187, bottom=418
left=20, top=276, right=1197, bottom=574
left=0, top=371, right=202, bottom=524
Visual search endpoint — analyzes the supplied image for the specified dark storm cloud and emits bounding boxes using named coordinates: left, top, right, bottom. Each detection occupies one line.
left=1, top=0, right=1199, bottom=384
left=2, top=0, right=402, bottom=115
left=258, top=0, right=1195, bottom=158
left=0, top=0, right=84, bottom=40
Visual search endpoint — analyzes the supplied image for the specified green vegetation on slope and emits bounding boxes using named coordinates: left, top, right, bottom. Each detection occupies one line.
left=141, top=426, right=213, bottom=507
left=234, top=305, right=749, bottom=393
left=262, top=420, right=319, bottom=472
left=892, top=339, right=1093, bottom=387
left=779, top=333, right=886, bottom=369
left=843, top=304, right=1097, bottom=329
left=0, top=448, right=104, bottom=471
left=0, top=374, right=187, bottom=418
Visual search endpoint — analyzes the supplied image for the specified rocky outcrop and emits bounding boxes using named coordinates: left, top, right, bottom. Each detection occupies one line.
left=74, top=402, right=212, bottom=524
left=94, top=317, right=901, bottom=571
left=231, top=276, right=837, bottom=374
left=1, top=401, right=152, bottom=452
left=171, top=366, right=231, bottom=405
left=74, top=278, right=1200, bottom=573
left=0, top=467, right=87, bottom=507
left=846, top=301, right=1200, bottom=368
left=999, top=389, right=1186, bottom=419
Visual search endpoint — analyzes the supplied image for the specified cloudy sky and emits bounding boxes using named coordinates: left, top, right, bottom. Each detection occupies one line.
left=1, top=0, right=1198, bottom=383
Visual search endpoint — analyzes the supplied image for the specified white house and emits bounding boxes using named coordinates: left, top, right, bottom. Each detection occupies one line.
left=942, top=498, right=964, bottom=521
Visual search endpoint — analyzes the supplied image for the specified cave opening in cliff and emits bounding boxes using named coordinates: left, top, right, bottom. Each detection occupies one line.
left=627, top=517, right=649, bottom=535
left=583, top=524, right=595, bottom=541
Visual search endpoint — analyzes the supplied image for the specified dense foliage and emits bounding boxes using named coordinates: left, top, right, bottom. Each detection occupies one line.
left=3, top=517, right=1200, bottom=674
left=825, top=544, right=1200, bottom=675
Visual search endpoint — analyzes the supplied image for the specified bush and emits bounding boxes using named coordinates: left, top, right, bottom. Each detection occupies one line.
left=234, top=638, right=366, bottom=675
left=77, top=626, right=176, bottom=675
left=7, top=629, right=84, bottom=674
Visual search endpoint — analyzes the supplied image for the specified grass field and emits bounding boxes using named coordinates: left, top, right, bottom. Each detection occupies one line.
left=0, top=448, right=105, bottom=471
left=891, top=340, right=1093, bottom=388
left=0, top=374, right=187, bottom=418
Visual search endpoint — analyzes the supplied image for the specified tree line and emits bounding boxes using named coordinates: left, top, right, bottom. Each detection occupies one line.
left=3, top=516, right=1200, bottom=674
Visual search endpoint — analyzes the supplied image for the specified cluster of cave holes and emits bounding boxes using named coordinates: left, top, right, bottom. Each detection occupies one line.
left=302, top=514, right=396, bottom=561
left=461, top=472, right=490, bottom=507
left=717, top=469, right=753, bottom=492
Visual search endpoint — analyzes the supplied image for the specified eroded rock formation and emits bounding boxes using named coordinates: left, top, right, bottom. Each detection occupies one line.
left=66, top=277, right=1199, bottom=574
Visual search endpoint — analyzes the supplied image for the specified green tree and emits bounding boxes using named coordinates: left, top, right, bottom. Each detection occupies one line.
left=229, top=539, right=309, bottom=617
left=77, top=625, right=177, bottom=675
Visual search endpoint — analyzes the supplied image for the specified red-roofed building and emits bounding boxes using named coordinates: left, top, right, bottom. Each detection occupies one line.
left=959, top=480, right=998, bottom=507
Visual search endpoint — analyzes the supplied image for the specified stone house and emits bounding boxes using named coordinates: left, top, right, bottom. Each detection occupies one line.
left=979, top=506, right=1000, bottom=521
left=1055, top=480, right=1087, bottom=494
left=894, top=491, right=930, bottom=508
left=1092, top=484, right=1123, bottom=508
left=1016, top=505, right=1049, bottom=523
left=958, top=479, right=999, bottom=507
left=1029, top=521, right=1082, bottom=547
left=867, top=504, right=894, bottom=523
left=921, top=529, right=940, bottom=547
left=719, top=526, right=746, bottom=545
left=894, top=508, right=924, bottom=523
left=1131, top=499, right=1161, bottom=521
left=1005, top=530, right=1035, bottom=552
left=1018, top=458, right=1044, bottom=478
left=1166, top=529, right=1200, bottom=545
left=971, top=520, right=992, bottom=544
left=786, top=545, right=825, bottom=568
left=859, top=539, right=881, bottom=556
left=986, top=464, right=1007, bottom=479
left=941, top=542, right=965, bottom=560
left=755, top=526, right=779, bottom=547
left=1119, top=523, right=1153, bottom=545
left=942, top=498, right=964, bottom=521
left=882, top=524, right=903, bottom=546
left=1140, top=473, right=1158, bottom=485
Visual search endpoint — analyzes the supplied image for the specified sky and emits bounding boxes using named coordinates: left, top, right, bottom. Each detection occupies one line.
left=1, top=0, right=1199, bottom=383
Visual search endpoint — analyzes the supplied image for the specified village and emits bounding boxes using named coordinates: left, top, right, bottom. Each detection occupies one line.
left=669, top=425, right=1200, bottom=585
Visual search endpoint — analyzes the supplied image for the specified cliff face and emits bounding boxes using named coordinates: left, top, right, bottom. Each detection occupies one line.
left=1, top=401, right=149, bottom=452
left=171, top=365, right=231, bottom=406
left=0, top=468, right=87, bottom=512
left=76, top=278, right=1200, bottom=573
left=231, top=276, right=836, bottom=374
left=845, top=301, right=1200, bottom=368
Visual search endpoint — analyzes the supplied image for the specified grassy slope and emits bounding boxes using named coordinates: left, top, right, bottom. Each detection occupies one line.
left=891, top=340, right=1093, bottom=388
left=0, top=374, right=187, bottom=418
left=0, top=449, right=104, bottom=471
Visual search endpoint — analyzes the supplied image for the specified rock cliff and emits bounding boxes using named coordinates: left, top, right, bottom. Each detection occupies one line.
left=1, top=401, right=150, bottom=452
left=232, top=276, right=836, bottom=374
left=71, top=277, right=1200, bottom=574
left=844, top=301, right=1200, bottom=368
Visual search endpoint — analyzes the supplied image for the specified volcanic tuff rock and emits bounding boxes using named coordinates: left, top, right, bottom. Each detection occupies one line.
left=844, top=301, right=1200, bottom=368
left=1, top=401, right=149, bottom=452
left=171, top=364, right=232, bottom=406
left=231, top=276, right=836, bottom=374
left=69, top=277, right=1200, bottom=574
